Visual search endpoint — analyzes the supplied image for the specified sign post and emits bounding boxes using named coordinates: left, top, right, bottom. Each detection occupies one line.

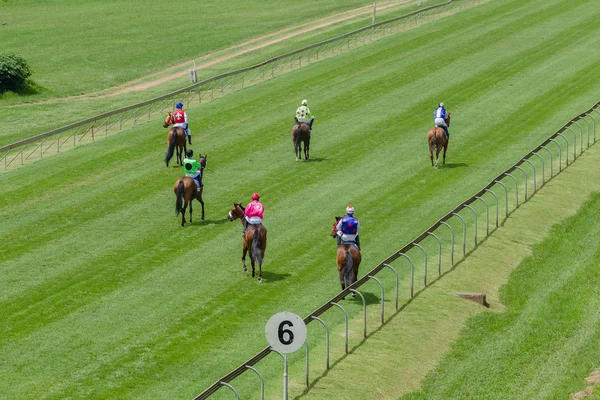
left=265, top=312, right=307, bottom=400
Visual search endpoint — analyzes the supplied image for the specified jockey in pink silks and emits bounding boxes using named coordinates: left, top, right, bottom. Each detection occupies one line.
left=244, top=193, right=264, bottom=233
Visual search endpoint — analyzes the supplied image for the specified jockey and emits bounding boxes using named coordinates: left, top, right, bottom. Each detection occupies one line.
left=173, top=102, right=192, bottom=145
left=244, top=193, right=264, bottom=233
left=295, top=99, right=315, bottom=132
left=183, top=149, right=203, bottom=191
left=336, top=206, right=360, bottom=249
left=434, top=102, right=450, bottom=139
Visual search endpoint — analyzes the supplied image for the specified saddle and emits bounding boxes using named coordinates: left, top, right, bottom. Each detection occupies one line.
left=342, top=241, right=359, bottom=248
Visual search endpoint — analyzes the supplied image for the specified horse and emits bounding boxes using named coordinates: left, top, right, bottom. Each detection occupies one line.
left=330, top=217, right=362, bottom=292
left=164, top=112, right=187, bottom=167
left=292, top=120, right=311, bottom=162
left=173, top=155, right=207, bottom=226
left=427, top=112, right=451, bottom=169
left=227, top=203, right=267, bottom=282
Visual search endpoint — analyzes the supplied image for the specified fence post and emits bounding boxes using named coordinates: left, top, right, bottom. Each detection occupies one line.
left=349, top=289, right=367, bottom=337
left=504, top=173, right=519, bottom=208
left=530, top=152, right=545, bottom=186
left=463, top=204, right=478, bottom=246
left=451, top=213, right=467, bottom=256
left=310, top=316, right=329, bottom=369
left=548, top=138, right=563, bottom=171
left=368, top=276, right=385, bottom=325
left=411, top=242, right=428, bottom=287
left=484, top=189, right=499, bottom=227
left=556, top=133, right=569, bottom=166
left=440, top=221, right=454, bottom=265
left=219, top=382, right=240, bottom=400
left=382, top=263, right=399, bottom=310
left=514, top=165, right=528, bottom=201
left=425, top=233, right=442, bottom=277
left=564, top=126, right=577, bottom=159
left=474, top=197, right=489, bottom=236
left=331, top=302, right=349, bottom=354
left=244, top=365, right=265, bottom=400
left=398, top=253, right=415, bottom=298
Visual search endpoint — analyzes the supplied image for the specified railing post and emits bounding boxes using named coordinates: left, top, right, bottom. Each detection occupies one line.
left=398, top=253, right=415, bottom=298
left=484, top=189, right=499, bottom=227
left=548, top=138, right=562, bottom=171
left=331, top=302, right=349, bottom=354
left=310, top=316, right=329, bottom=369
left=556, top=132, right=569, bottom=165
left=349, top=289, right=367, bottom=337
left=219, top=382, right=240, bottom=400
left=504, top=173, right=519, bottom=208
left=411, top=242, right=428, bottom=287
left=463, top=204, right=478, bottom=246
left=585, top=111, right=596, bottom=143
left=474, top=196, right=489, bottom=236
left=521, top=159, right=536, bottom=192
left=368, top=276, right=385, bottom=325
left=244, top=365, right=265, bottom=400
left=514, top=165, right=528, bottom=201
left=382, top=263, right=399, bottom=310
left=440, top=221, right=454, bottom=265
left=539, top=146, right=552, bottom=179
left=451, top=213, right=467, bottom=256
left=493, top=180, right=509, bottom=219
left=425, top=233, right=442, bottom=277
left=530, top=152, right=545, bottom=186
left=564, top=126, right=577, bottom=159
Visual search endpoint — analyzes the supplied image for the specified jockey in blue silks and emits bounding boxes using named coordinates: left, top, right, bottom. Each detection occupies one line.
left=434, top=102, right=450, bottom=139
left=336, top=206, right=360, bottom=249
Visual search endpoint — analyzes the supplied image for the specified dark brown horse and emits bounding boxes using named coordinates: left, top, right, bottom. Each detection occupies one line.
left=164, top=112, right=187, bottom=167
left=292, top=121, right=310, bottom=162
left=330, top=217, right=361, bottom=291
left=428, top=112, right=451, bottom=169
left=227, top=203, right=267, bottom=282
left=173, top=155, right=207, bottom=226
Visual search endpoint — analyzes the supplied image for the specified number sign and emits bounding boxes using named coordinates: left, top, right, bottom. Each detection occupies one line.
left=265, top=312, right=307, bottom=353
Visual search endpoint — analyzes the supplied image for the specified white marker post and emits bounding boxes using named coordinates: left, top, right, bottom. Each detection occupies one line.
left=265, top=312, right=307, bottom=400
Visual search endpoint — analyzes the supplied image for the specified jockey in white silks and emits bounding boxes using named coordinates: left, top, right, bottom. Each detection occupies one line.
left=433, top=102, right=449, bottom=139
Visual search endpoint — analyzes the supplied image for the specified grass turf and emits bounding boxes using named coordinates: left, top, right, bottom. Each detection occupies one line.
left=0, top=0, right=599, bottom=398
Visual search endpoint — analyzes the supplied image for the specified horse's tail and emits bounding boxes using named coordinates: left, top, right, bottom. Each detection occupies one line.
left=342, top=250, right=356, bottom=287
left=165, top=130, right=177, bottom=166
left=252, top=228, right=263, bottom=264
left=175, top=179, right=185, bottom=215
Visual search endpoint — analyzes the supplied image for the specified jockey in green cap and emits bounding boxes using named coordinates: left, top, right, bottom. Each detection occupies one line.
left=183, top=149, right=203, bottom=190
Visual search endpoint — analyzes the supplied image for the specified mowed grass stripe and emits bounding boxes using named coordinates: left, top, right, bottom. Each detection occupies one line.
left=1, top=0, right=599, bottom=398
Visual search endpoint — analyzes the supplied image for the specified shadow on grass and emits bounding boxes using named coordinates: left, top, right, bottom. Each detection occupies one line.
left=442, top=162, right=468, bottom=168
left=260, top=271, right=291, bottom=282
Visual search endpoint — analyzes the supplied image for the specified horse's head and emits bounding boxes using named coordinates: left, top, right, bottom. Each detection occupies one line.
left=227, top=203, right=245, bottom=221
left=330, top=216, right=342, bottom=238
left=163, top=112, right=173, bottom=128
left=446, top=112, right=451, bottom=127
left=199, top=154, right=207, bottom=170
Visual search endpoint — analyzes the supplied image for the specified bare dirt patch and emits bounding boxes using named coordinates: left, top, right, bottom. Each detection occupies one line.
left=571, top=368, right=600, bottom=399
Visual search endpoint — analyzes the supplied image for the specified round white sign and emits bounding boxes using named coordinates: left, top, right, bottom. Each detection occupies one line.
left=265, top=312, right=307, bottom=354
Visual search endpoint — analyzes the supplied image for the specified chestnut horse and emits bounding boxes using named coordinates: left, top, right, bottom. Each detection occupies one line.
left=292, top=121, right=310, bottom=162
left=427, top=112, right=451, bottom=168
left=227, top=203, right=267, bottom=282
left=173, top=155, right=207, bottom=226
left=330, top=217, right=361, bottom=291
left=164, top=112, right=187, bottom=167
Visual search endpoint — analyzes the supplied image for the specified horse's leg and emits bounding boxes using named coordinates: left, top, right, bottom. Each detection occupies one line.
left=443, top=140, right=448, bottom=165
left=242, top=243, right=248, bottom=273
left=189, top=198, right=193, bottom=223
left=305, top=138, right=310, bottom=160
left=181, top=202, right=187, bottom=226
left=294, top=141, right=299, bottom=162
left=197, top=189, right=205, bottom=220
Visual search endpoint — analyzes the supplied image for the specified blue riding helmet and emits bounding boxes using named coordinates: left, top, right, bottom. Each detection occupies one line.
left=176, top=102, right=184, bottom=109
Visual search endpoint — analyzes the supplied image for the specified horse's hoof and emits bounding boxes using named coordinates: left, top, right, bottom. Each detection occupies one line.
left=257, top=276, right=262, bottom=283
left=243, top=267, right=248, bottom=273
left=201, top=216, right=205, bottom=220
left=295, top=158, right=299, bottom=162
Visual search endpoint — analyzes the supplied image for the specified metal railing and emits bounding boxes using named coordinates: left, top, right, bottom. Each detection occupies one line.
left=192, top=102, right=599, bottom=399
left=0, top=0, right=487, bottom=172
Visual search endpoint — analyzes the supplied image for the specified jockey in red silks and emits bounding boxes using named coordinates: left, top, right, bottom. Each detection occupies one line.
left=244, top=193, right=264, bottom=233
left=173, top=102, right=192, bottom=145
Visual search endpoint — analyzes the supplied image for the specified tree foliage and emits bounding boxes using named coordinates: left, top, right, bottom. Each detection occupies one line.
left=0, top=54, right=32, bottom=92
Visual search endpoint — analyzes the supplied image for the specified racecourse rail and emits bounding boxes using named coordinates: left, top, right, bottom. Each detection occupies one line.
left=0, top=0, right=487, bottom=171
left=192, top=103, right=600, bottom=399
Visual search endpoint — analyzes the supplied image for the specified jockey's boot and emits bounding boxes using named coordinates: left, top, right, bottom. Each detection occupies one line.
left=355, top=236, right=361, bottom=250
left=243, top=220, right=248, bottom=237
left=443, top=127, right=449, bottom=139
left=188, top=135, right=192, bottom=145
left=336, top=236, right=342, bottom=246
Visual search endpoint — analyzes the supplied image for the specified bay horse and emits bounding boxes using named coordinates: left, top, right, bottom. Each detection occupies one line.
left=173, top=155, right=207, bottom=226
left=330, top=217, right=361, bottom=292
left=164, top=112, right=187, bottom=167
left=427, top=112, right=451, bottom=169
left=292, top=120, right=310, bottom=162
left=227, top=203, right=267, bottom=282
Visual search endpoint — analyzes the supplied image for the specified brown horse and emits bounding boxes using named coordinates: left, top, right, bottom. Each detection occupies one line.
left=173, top=155, right=207, bottom=226
left=227, top=203, right=267, bottom=282
left=292, top=121, right=311, bottom=162
left=427, top=112, right=451, bottom=169
left=330, top=217, right=361, bottom=291
left=164, top=112, right=187, bottom=167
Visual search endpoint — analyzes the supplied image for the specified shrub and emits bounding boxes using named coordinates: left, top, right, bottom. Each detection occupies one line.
left=0, top=54, right=33, bottom=92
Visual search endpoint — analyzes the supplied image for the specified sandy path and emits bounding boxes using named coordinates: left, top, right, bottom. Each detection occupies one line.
left=11, top=0, right=412, bottom=107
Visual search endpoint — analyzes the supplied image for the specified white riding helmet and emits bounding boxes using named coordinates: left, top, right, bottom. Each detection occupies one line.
left=302, top=99, right=308, bottom=106
left=439, top=102, right=445, bottom=107
left=346, top=205, right=355, bottom=214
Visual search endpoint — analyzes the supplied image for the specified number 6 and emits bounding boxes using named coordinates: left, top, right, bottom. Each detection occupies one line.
left=278, top=320, right=294, bottom=345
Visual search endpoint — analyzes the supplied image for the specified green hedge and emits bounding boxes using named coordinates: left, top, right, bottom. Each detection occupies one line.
left=0, top=54, right=32, bottom=92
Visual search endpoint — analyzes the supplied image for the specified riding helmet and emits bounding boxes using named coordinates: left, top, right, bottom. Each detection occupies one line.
left=176, top=102, right=184, bottom=109
left=302, top=99, right=308, bottom=106
left=252, top=193, right=260, bottom=200
left=439, top=102, right=444, bottom=108
left=346, top=205, right=355, bottom=214
left=186, top=149, right=193, bottom=157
